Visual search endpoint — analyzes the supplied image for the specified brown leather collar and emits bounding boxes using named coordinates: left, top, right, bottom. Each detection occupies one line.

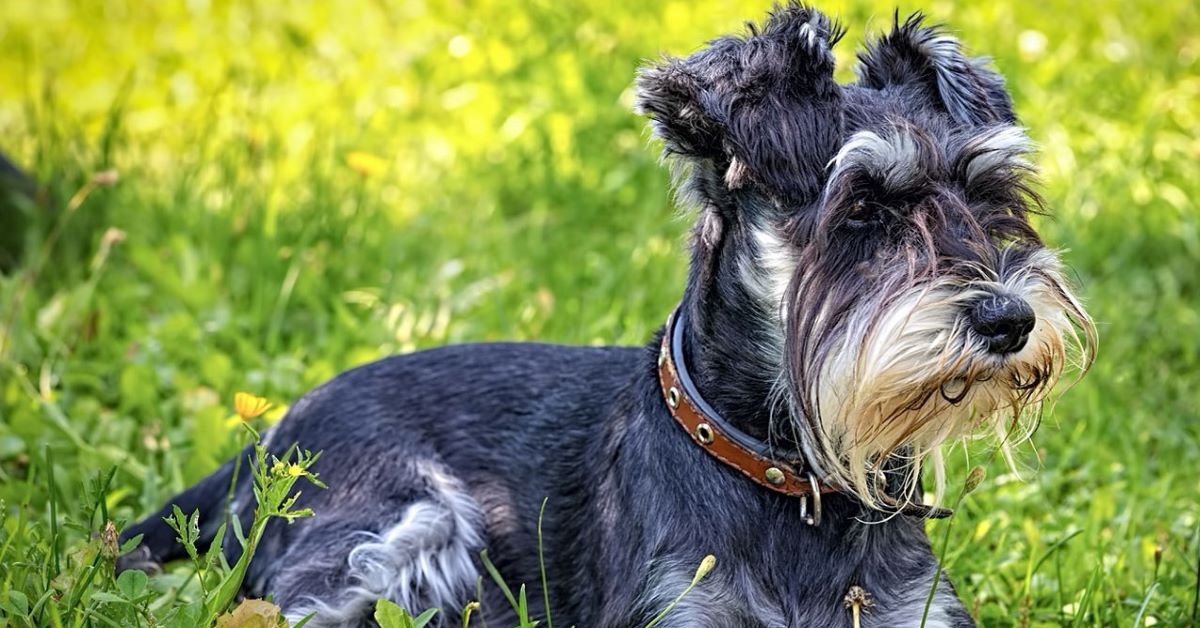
left=656, top=306, right=952, bottom=525
left=657, top=307, right=834, bottom=525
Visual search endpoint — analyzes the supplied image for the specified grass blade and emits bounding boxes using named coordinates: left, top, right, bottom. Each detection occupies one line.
left=479, top=550, right=518, bottom=611
left=538, top=497, right=553, bottom=628
left=1132, top=582, right=1157, bottom=627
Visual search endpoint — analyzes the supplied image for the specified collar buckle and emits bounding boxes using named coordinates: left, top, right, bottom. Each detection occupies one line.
left=800, top=472, right=822, bottom=526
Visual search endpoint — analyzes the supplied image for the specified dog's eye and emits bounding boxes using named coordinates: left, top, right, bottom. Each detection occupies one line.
left=845, top=201, right=879, bottom=228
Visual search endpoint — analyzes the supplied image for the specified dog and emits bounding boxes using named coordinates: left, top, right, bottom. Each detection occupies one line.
left=118, top=5, right=1095, bottom=626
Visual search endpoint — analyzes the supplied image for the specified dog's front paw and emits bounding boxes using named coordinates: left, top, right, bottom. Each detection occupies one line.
left=115, top=544, right=163, bottom=575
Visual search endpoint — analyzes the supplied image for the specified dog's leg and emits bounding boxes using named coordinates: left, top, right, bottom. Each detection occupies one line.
left=270, top=459, right=485, bottom=627
left=117, top=446, right=252, bottom=574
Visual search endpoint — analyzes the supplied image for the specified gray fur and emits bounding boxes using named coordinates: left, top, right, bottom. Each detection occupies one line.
left=284, top=461, right=483, bottom=627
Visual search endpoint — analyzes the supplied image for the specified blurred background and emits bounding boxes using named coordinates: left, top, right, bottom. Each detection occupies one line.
left=0, top=0, right=1197, bottom=625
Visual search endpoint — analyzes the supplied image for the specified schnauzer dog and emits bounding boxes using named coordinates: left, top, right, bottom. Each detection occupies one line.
left=119, top=5, right=1094, bottom=627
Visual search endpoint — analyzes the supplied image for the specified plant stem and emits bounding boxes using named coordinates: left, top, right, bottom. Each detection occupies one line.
left=538, top=497, right=553, bottom=628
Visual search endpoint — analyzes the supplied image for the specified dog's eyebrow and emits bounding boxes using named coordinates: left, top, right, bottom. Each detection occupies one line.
left=826, top=128, right=925, bottom=190
left=959, top=126, right=1035, bottom=183
left=826, top=125, right=1034, bottom=192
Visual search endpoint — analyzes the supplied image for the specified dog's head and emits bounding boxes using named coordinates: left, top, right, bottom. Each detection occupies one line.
left=636, top=4, right=1095, bottom=506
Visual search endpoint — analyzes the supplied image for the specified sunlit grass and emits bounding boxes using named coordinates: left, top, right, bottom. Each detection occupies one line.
left=1, top=0, right=1198, bottom=626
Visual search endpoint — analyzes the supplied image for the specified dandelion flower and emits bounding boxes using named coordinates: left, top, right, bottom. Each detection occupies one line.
left=346, top=151, right=388, bottom=177
left=234, top=392, right=272, bottom=420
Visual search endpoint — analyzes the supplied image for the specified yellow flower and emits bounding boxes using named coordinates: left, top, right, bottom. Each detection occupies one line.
left=271, top=460, right=287, bottom=476
left=234, top=392, right=271, bottom=420
left=345, top=151, right=388, bottom=177
left=287, top=464, right=305, bottom=477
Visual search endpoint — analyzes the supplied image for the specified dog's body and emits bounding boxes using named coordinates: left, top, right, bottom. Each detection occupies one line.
left=120, top=5, right=1093, bottom=627
left=122, top=343, right=970, bottom=627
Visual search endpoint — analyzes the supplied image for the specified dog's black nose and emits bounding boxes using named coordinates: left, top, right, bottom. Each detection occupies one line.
left=968, top=294, right=1036, bottom=354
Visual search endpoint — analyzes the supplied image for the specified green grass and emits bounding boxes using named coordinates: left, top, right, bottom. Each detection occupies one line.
left=1, top=0, right=1198, bottom=625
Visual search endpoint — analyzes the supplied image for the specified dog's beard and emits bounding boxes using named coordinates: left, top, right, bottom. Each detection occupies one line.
left=785, top=248, right=1095, bottom=508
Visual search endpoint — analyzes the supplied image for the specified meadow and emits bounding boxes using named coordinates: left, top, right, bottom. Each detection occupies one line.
left=0, top=0, right=1198, bottom=626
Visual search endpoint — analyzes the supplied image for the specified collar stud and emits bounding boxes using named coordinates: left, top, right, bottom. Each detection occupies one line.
left=764, top=467, right=786, bottom=485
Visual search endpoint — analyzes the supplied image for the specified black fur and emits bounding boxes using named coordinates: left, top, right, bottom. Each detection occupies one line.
left=856, top=12, right=1016, bottom=126
left=637, top=4, right=846, bottom=202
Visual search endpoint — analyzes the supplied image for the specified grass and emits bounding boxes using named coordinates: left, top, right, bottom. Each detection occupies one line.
left=0, top=0, right=1197, bottom=625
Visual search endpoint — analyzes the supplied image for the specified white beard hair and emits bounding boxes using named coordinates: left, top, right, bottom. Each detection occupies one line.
left=806, top=247, right=1094, bottom=508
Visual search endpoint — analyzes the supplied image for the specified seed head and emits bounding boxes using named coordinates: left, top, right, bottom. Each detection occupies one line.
left=691, top=554, right=716, bottom=585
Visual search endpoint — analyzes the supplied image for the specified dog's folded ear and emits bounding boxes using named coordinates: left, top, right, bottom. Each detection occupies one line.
left=634, top=59, right=727, bottom=160
left=636, top=3, right=845, bottom=203
left=857, top=12, right=1015, bottom=126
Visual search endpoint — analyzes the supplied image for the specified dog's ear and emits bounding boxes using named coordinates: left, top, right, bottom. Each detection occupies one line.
left=637, top=4, right=845, bottom=204
left=634, top=58, right=726, bottom=160
left=857, top=13, right=1015, bottom=126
